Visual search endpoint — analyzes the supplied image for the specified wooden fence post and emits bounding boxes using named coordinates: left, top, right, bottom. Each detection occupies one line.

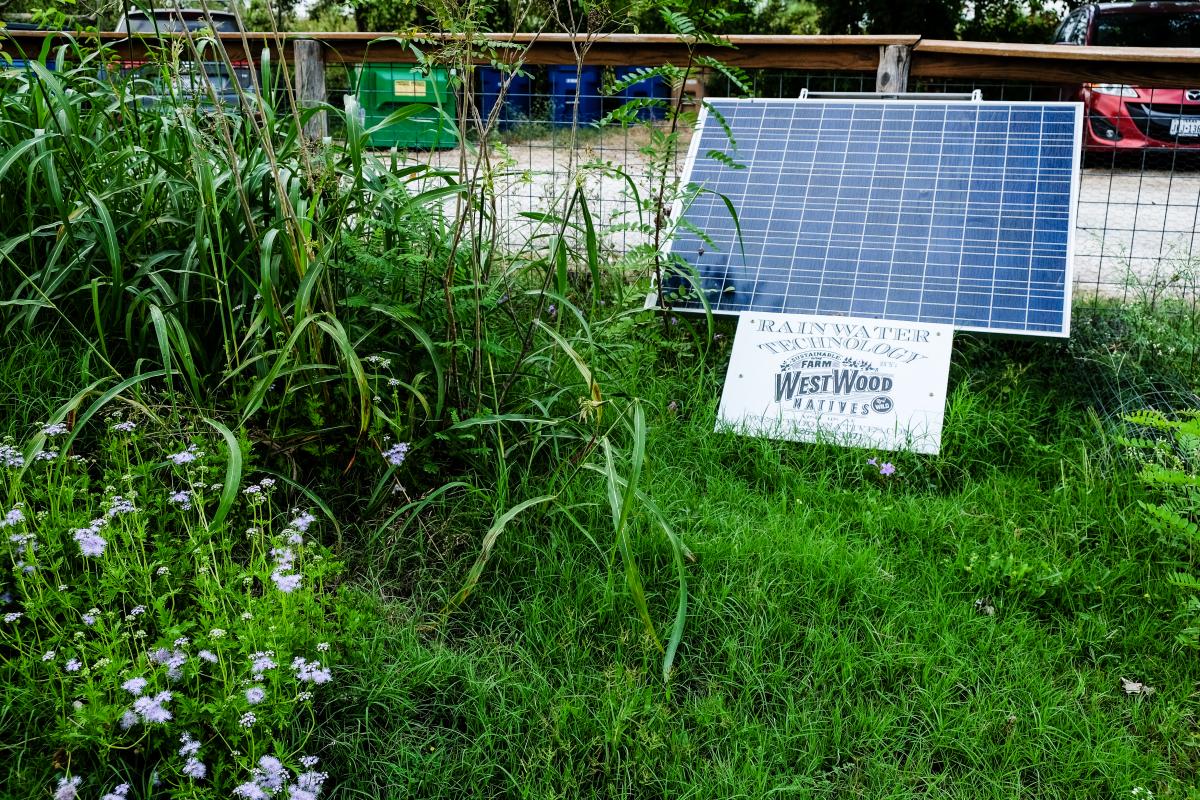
left=294, top=40, right=327, bottom=140
left=876, top=44, right=911, bottom=93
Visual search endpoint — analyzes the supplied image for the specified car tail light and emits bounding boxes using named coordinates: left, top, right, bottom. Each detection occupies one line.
left=1089, top=113, right=1123, bottom=141
left=1088, top=83, right=1139, bottom=97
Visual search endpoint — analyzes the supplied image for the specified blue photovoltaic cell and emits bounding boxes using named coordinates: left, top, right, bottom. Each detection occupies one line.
left=661, top=99, right=1082, bottom=335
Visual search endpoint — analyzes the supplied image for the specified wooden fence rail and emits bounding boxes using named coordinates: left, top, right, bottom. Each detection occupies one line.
left=5, top=29, right=1200, bottom=108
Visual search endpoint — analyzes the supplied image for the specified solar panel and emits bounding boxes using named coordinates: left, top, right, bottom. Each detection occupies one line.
left=658, top=98, right=1083, bottom=336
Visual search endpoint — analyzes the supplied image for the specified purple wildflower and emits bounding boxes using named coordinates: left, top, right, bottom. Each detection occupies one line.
left=183, top=757, right=206, bottom=780
left=254, top=756, right=287, bottom=793
left=178, top=736, right=207, bottom=780
left=131, top=690, right=173, bottom=724
left=1, top=506, right=24, bottom=528
left=119, top=711, right=138, bottom=729
left=149, top=648, right=188, bottom=680
left=167, top=445, right=203, bottom=465
left=42, top=422, right=68, bottom=436
left=879, top=462, right=896, bottom=476
left=101, top=784, right=130, bottom=800
left=65, top=658, right=82, bottom=672
left=106, top=496, right=137, bottom=517
left=867, top=457, right=877, bottom=466
left=292, top=768, right=329, bottom=800
left=198, top=649, right=217, bottom=663
left=169, top=491, right=193, bottom=510
left=54, top=775, right=81, bottom=800
left=82, top=611, right=97, bottom=626
left=249, top=651, right=276, bottom=677
left=179, top=732, right=201, bottom=758
left=0, top=444, right=25, bottom=468
left=72, top=522, right=107, bottom=558
left=292, top=657, right=332, bottom=684
left=233, top=784, right=269, bottom=800
left=290, top=512, right=316, bottom=532
left=382, top=442, right=410, bottom=467
left=271, top=571, right=303, bottom=593
left=245, top=686, right=266, bottom=705
left=292, top=767, right=326, bottom=796
left=272, top=547, right=296, bottom=572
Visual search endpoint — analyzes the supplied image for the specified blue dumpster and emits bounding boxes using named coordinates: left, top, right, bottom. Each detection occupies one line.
left=479, top=67, right=532, bottom=129
left=548, top=65, right=602, bottom=125
left=615, top=67, right=669, bottom=120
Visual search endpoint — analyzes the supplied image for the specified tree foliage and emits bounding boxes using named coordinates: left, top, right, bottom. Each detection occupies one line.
left=958, top=0, right=1072, bottom=44
left=336, top=0, right=1068, bottom=41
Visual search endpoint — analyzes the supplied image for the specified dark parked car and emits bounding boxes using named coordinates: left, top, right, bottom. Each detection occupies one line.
left=116, top=6, right=257, bottom=111
left=1053, top=1, right=1200, bottom=151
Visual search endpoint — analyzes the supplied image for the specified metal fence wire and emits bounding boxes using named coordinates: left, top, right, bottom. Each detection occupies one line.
left=360, top=65, right=1200, bottom=317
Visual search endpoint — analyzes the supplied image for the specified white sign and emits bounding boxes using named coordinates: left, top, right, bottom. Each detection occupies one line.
left=718, top=313, right=955, bottom=454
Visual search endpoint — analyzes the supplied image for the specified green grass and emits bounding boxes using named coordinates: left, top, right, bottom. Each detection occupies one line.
left=0, top=334, right=94, bottom=438
left=314, top=325, right=1200, bottom=799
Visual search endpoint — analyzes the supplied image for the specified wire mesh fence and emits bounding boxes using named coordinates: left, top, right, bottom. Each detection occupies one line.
left=351, top=65, right=1200, bottom=315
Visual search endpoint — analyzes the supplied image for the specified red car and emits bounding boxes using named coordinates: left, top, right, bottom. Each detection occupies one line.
left=1053, top=1, right=1200, bottom=151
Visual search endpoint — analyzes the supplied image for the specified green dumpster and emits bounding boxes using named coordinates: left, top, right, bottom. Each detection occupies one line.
left=355, top=64, right=458, bottom=149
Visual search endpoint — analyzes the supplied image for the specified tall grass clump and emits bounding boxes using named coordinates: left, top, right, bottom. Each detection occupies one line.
left=0, top=36, right=450, bottom=447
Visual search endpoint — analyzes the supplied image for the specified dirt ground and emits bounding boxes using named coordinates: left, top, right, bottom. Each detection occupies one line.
left=399, top=127, right=1200, bottom=299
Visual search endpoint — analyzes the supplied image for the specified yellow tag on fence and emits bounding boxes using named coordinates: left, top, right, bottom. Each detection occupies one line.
left=393, top=79, right=426, bottom=96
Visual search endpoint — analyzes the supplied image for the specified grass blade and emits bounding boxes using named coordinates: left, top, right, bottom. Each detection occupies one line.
left=203, top=417, right=243, bottom=528
left=444, top=494, right=557, bottom=613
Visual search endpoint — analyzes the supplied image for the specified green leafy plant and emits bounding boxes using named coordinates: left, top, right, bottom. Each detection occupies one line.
left=1125, top=408, right=1200, bottom=649
left=0, top=407, right=342, bottom=797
